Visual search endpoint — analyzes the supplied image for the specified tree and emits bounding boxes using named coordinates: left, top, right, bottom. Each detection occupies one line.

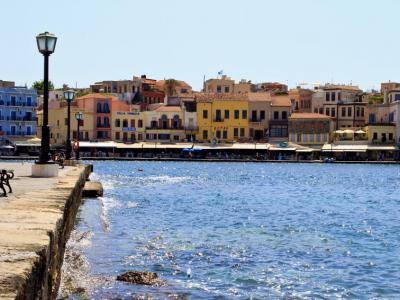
left=164, top=79, right=181, bottom=97
left=132, top=91, right=144, bottom=104
left=31, top=80, right=55, bottom=95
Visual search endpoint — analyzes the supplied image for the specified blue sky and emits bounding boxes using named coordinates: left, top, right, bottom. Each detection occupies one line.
left=1, top=0, right=399, bottom=91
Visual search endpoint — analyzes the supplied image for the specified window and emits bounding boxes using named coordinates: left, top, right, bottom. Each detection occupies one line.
left=331, top=108, right=336, bottom=117
left=234, top=110, right=239, bottom=119
left=373, top=132, right=378, bottom=140
left=361, top=107, right=364, bottom=117
left=233, top=128, right=239, bottom=137
left=325, top=107, right=330, bottom=116
left=297, top=133, right=301, bottom=142
left=338, top=92, right=341, bottom=101
left=251, top=110, right=257, bottom=121
left=217, top=85, right=222, bottom=93
left=138, top=120, right=143, bottom=128
left=331, top=92, right=336, bottom=101
left=356, top=107, right=360, bottom=117
left=224, top=110, right=230, bottom=119
left=240, top=128, right=245, bottom=137
left=224, top=86, right=230, bottom=93
left=131, top=119, right=135, bottom=127
left=389, top=133, right=393, bottom=141
left=326, top=93, right=330, bottom=101
left=348, top=107, right=352, bottom=117
left=203, top=110, right=208, bottom=119
left=97, top=103, right=102, bottom=113
left=314, top=108, right=318, bottom=113
left=282, top=111, right=287, bottom=120
left=342, top=107, right=346, bottom=117
left=242, top=110, right=247, bottom=119
left=310, top=134, right=314, bottom=142
left=123, top=119, right=128, bottom=127
left=203, top=130, right=208, bottom=139
left=215, top=109, right=222, bottom=121
left=319, top=108, right=323, bottom=114
left=369, top=113, right=376, bottom=123
left=260, top=110, right=265, bottom=120
left=116, top=132, right=120, bottom=140
left=223, top=130, right=228, bottom=139
left=303, top=134, right=308, bottom=142
left=216, top=130, right=221, bottom=139
left=274, top=111, right=279, bottom=120
left=316, top=133, right=321, bottom=142
left=115, top=119, right=121, bottom=127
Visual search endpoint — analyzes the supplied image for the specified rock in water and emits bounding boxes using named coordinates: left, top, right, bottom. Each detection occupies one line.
left=117, top=271, right=163, bottom=286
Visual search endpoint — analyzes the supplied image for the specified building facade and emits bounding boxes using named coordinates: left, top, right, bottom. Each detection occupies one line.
left=289, top=88, right=313, bottom=113
left=289, top=113, right=332, bottom=145
left=196, top=94, right=249, bottom=142
left=144, top=106, right=184, bottom=141
left=248, top=93, right=271, bottom=141
left=0, top=87, right=37, bottom=138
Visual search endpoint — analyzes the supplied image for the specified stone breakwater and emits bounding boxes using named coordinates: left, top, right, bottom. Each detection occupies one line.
left=0, top=163, right=92, bottom=300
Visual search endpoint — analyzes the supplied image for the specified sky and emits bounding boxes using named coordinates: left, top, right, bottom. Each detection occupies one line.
left=1, top=0, right=399, bottom=91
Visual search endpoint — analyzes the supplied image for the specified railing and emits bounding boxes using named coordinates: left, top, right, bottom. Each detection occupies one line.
left=184, top=126, right=199, bottom=131
left=4, top=131, right=37, bottom=136
left=145, top=126, right=184, bottom=130
left=0, top=116, right=36, bottom=122
left=96, top=124, right=111, bottom=128
left=0, top=102, right=36, bottom=107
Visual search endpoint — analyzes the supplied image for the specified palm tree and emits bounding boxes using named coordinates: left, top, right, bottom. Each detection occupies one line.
left=164, top=79, right=181, bottom=97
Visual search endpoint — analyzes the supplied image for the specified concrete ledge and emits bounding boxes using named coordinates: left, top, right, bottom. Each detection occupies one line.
left=31, top=164, right=59, bottom=178
left=0, top=163, right=92, bottom=299
left=83, top=181, right=103, bottom=197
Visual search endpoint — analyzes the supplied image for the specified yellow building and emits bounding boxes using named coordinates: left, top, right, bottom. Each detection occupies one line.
left=366, top=124, right=396, bottom=144
left=37, top=100, right=94, bottom=146
left=196, top=94, right=249, bottom=142
left=112, top=105, right=146, bottom=142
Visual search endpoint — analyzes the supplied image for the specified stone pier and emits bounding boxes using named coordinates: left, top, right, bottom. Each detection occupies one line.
left=0, top=162, right=92, bottom=300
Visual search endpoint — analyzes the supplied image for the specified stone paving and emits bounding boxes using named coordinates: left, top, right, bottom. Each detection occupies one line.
left=0, top=162, right=88, bottom=299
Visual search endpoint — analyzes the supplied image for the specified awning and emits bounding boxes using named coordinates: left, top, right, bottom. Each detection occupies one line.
left=343, top=129, right=354, bottom=134
left=322, top=144, right=368, bottom=152
left=269, top=147, right=296, bottom=151
left=78, top=141, right=117, bottom=148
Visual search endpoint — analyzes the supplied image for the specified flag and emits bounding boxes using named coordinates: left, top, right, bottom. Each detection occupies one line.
left=218, top=70, right=223, bottom=76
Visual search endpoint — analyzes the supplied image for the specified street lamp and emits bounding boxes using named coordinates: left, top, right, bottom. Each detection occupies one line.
left=75, top=112, right=83, bottom=160
left=36, top=32, right=57, bottom=164
left=64, top=90, right=75, bottom=159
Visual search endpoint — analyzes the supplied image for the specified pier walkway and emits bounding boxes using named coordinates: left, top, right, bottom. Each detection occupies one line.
left=0, top=162, right=91, bottom=300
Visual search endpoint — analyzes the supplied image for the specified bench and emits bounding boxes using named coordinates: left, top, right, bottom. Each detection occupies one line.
left=0, top=169, right=14, bottom=197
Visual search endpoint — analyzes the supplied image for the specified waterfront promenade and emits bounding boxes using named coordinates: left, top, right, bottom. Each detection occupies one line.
left=0, top=162, right=91, bottom=299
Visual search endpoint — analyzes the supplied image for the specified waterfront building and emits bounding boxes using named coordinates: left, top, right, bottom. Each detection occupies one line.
left=182, top=98, right=197, bottom=142
left=112, top=105, right=145, bottom=142
left=155, top=80, right=193, bottom=97
left=0, top=80, right=15, bottom=88
left=0, top=86, right=38, bottom=138
left=203, top=75, right=253, bottom=94
left=289, top=88, right=313, bottom=113
left=37, top=100, right=94, bottom=145
left=90, top=78, right=141, bottom=103
left=269, top=95, right=292, bottom=141
left=366, top=124, right=396, bottom=144
left=312, top=84, right=366, bottom=129
left=196, top=94, right=249, bottom=142
left=144, top=105, right=185, bottom=142
left=248, top=92, right=271, bottom=141
left=289, top=113, right=332, bottom=145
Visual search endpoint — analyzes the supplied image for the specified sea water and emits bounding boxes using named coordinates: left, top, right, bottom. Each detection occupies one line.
left=59, top=161, right=400, bottom=299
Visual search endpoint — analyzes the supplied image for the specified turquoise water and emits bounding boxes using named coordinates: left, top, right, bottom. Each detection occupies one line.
left=61, top=162, right=400, bottom=299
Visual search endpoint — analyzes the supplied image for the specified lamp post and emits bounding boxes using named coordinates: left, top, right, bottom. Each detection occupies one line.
left=75, top=112, right=83, bottom=160
left=36, top=32, right=57, bottom=164
left=63, top=90, right=75, bottom=159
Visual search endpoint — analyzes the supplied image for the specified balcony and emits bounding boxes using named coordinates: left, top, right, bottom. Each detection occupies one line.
left=145, top=126, right=184, bottom=131
left=0, top=116, right=36, bottom=122
left=184, top=126, right=198, bottom=131
left=4, top=131, right=37, bottom=136
left=96, top=124, right=111, bottom=128
left=0, top=101, right=37, bottom=107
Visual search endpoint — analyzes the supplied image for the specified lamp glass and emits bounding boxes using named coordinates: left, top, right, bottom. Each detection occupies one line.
left=75, top=112, right=83, bottom=120
left=36, top=32, right=57, bottom=54
left=64, top=90, right=75, bottom=102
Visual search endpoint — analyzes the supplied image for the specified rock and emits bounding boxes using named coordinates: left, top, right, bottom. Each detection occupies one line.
left=116, top=271, right=163, bottom=286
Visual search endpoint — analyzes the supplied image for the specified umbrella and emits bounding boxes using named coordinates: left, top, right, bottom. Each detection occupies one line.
left=343, top=129, right=354, bottom=134
left=355, top=130, right=365, bottom=134
left=335, top=130, right=345, bottom=134
left=0, top=145, right=14, bottom=149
